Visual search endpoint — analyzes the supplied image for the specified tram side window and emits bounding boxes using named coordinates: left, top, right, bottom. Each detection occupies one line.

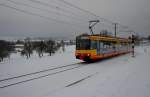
left=91, top=40, right=97, bottom=49
left=103, top=42, right=111, bottom=48
left=103, top=42, right=107, bottom=49
left=102, top=42, right=113, bottom=53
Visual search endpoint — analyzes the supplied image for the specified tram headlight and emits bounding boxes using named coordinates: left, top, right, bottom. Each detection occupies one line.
left=87, top=54, right=90, bottom=56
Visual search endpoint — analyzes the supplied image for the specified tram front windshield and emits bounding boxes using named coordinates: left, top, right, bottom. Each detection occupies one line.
left=76, top=37, right=90, bottom=50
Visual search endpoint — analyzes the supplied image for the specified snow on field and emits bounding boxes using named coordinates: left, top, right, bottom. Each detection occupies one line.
left=0, top=46, right=81, bottom=79
left=0, top=45, right=150, bottom=97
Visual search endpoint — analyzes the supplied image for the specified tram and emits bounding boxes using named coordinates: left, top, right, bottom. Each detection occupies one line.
left=75, top=33, right=131, bottom=61
left=75, top=20, right=132, bottom=62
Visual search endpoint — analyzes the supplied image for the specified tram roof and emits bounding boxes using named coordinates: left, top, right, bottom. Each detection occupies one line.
left=77, top=34, right=131, bottom=42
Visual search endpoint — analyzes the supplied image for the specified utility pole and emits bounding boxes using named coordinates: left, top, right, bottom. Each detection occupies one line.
left=113, top=23, right=118, bottom=37
left=131, top=34, right=135, bottom=57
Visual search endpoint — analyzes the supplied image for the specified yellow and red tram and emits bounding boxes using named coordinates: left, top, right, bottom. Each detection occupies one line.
left=75, top=34, right=131, bottom=62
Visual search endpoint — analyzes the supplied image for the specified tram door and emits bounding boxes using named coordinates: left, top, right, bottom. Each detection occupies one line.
left=97, top=40, right=100, bottom=55
left=91, top=40, right=100, bottom=55
left=97, top=40, right=104, bottom=55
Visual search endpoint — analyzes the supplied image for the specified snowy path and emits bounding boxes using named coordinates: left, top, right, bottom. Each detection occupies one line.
left=0, top=45, right=150, bottom=97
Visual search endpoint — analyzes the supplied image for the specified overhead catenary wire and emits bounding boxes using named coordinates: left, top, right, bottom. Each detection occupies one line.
left=5, top=0, right=89, bottom=24
left=27, top=0, right=119, bottom=33
left=56, top=0, right=135, bottom=33
left=57, top=0, right=112, bottom=23
left=44, top=0, right=96, bottom=20
left=1, top=0, right=135, bottom=35
left=0, top=3, right=87, bottom=28
left=28, top=0, right=92, bottom=22
left=8, top=0, right=133, bottom=32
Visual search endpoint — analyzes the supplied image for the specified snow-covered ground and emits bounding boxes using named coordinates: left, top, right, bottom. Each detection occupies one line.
left=0, top=46, right=81, bottom=79
left=0, top=45, right=150, bottom=97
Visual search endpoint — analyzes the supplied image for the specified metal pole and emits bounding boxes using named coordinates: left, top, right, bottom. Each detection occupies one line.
left=114, top=23, right=118, bottom=37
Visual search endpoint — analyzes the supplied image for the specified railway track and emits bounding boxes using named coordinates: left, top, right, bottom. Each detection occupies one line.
left=0, top=62, right=86, bottom=89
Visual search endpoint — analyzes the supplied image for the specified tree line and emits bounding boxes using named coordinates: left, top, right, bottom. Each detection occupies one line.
left=0, top=39, right=62, bottom=62
left=0, top=40, right=15, bottom=62
left=21, top=40, right=61, bottom=59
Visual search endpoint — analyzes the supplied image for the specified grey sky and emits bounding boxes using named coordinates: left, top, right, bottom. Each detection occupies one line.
left=0, top=0, right=150, bottom=40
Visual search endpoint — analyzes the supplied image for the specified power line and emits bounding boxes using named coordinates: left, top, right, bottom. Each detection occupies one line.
left=57, top=0, right=113, bottom=23
left=28, top=0, right=118, bottom=33
left=5, top=0, right=88, bottom=24
left=29, top=0, right=129, bottom=31
left=0, top=3, right=86, bottom=28
left=57, top=0, right=135, bottom=33
left=2, top=0, right=135, bottom=35
left=29, top=0, right=90, bottom=22
left=46, top=0, right=96, bottom=20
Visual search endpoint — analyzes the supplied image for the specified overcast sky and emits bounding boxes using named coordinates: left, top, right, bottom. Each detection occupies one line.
left=0, top=0, right=150, bottom=40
